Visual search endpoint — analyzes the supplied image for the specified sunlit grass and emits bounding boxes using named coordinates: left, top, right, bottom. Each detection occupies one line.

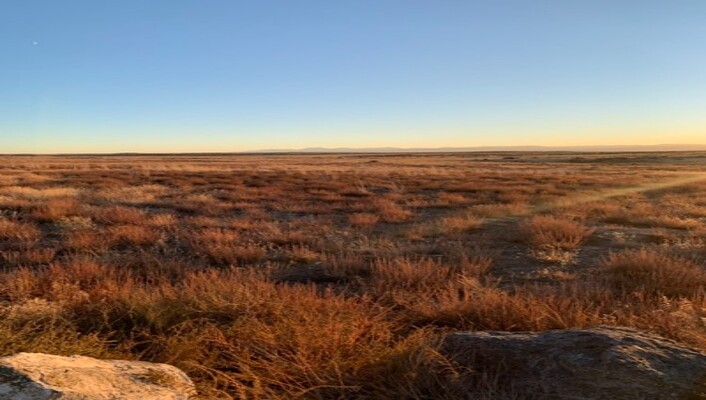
left=0, top=153, right=704, bottom=398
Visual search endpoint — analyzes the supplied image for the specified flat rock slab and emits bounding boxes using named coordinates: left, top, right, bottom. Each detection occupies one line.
left=442, top=326, right=706, bottom=400
left=0, top=353, right=196, bottom=399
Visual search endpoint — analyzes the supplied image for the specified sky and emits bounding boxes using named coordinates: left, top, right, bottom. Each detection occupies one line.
left=2, top=1, right=706, bottom=153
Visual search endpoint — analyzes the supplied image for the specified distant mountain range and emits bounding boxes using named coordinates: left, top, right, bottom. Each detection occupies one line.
left=252, top=144, right=706, bottom=153
left=7, top=144, right=706, bottom=156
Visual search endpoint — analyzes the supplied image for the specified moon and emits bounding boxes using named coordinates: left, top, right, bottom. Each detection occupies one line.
left=32, top=41, right=38, bottom=46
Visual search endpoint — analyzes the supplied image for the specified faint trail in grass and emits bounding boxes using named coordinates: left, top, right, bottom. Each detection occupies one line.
left=477, top=172, right=706, bottom=225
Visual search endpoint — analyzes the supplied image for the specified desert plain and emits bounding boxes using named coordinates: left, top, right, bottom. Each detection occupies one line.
left=0, top=151, right=705, bottom=398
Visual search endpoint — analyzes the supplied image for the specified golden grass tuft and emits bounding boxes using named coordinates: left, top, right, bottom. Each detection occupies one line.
left=107, top=225, right=161, bottom=247
left=518, top=216, right=594, bottom=252
left=95, top=206, right=147, bottom=225
left=601, top=249, right=706, bottom=298
left=0, top=219, right=41, bottom=242
left=30, top=197, right=81, bottom=222
left=372, top=198, right=413, bottom=223
left=349, top=212, right=380, bottom=228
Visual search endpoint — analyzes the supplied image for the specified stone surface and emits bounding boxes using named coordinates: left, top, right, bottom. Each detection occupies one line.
left=442, top=326, right=706, bottom=400
left=0, top=353, right=196, bottom=399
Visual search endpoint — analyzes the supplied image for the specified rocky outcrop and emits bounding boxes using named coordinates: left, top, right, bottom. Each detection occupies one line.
left=0, top=353, right=196, bottom=399
left=442, top=326, right=706, bottom=400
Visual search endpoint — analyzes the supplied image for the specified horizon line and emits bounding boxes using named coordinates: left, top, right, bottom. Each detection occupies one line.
left=3, top=143, right=706, bottom=156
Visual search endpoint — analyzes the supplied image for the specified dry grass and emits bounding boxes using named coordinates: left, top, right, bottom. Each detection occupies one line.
left=518, top=216, right=594, bottom=251
left=601, top=249, right=706, bottom=298
left=438, top=214, right=483, bottom=234
left=0, top=152, right=704, bottom=398
left=517, top=216, right=594, bottom=262
left=107, top=225, right=161, bottom=247
left=349, top=212, right=380, bottom=228
left=64, top=229, right=108, bottom=252
left=0, top=219, right=41, bottom=241
left=30, top=197, right=81, bottom=222
left=94, top=205, right=147, bottom=225
left=372, top=198, right=413, bottom=223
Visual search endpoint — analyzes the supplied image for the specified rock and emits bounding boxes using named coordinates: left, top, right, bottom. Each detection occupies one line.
left=0, top=353, right=196, bottom=399
left=442, top=326, right=706, bottom=400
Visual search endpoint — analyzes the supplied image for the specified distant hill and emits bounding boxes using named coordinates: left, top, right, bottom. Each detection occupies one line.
left=6, top=144, right=706, bottom=156
left=253, top=144, right=706, bottom=153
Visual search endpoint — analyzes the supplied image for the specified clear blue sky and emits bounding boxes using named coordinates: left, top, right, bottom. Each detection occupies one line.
left=2, top=1, right=706, bottom=152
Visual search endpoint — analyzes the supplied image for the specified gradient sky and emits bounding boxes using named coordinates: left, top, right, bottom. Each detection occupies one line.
left=2, top=1, right=706, bottom=153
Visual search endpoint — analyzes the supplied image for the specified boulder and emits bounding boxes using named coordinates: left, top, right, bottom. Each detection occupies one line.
left=0, top=353, right=196, bottom=399
left=442, top=326, right=706, bottom=400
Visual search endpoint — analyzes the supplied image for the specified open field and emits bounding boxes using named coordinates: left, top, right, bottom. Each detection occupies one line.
left=0, top=152, right=705, bottom=398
